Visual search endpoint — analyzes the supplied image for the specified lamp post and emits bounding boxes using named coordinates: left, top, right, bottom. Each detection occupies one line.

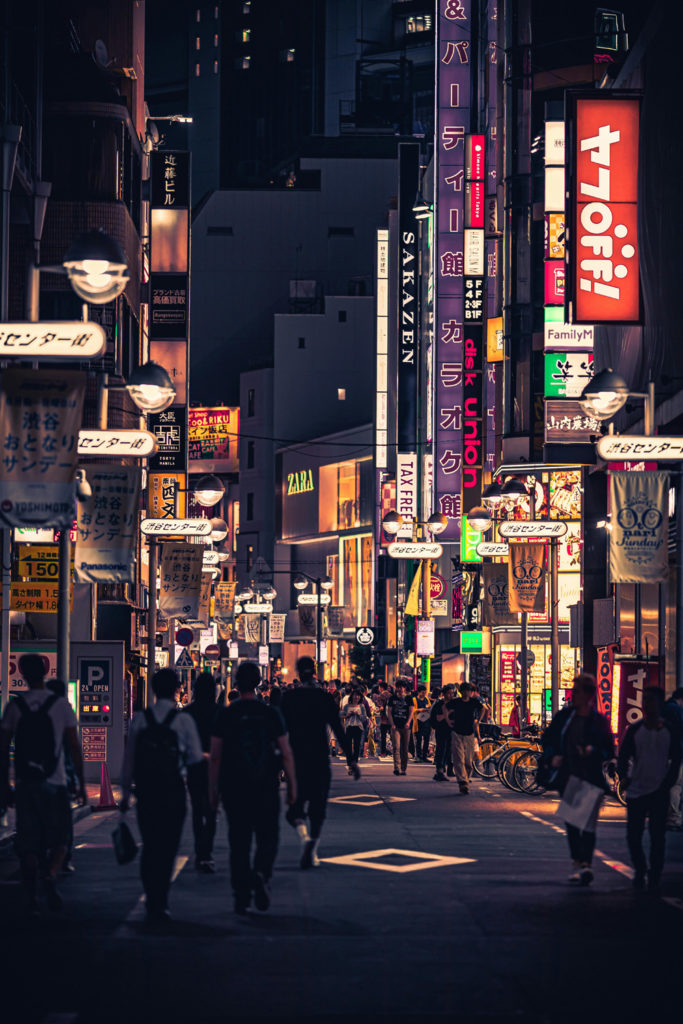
left=293, top=572, right=334, bottom=680
left=236, top=580, right=277, bottom=681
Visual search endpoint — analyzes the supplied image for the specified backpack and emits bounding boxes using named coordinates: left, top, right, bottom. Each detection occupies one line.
left=429, top=700, right=443, bottom=731
left=14, top=694, right=59, bottom=782
left=231, top=705, right=280, bottom=785
left=133, top=709, right=182, bottom=793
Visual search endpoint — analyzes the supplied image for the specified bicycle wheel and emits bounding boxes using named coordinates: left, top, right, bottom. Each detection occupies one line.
left=472, top=739, right=501, bottom=778
left=515, top=749, right=544, bottom=794
left=498, top=747, right=524, bottom=790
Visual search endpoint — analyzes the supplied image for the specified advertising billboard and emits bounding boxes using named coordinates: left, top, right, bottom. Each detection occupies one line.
left=188, top=407, right=239, bottom=473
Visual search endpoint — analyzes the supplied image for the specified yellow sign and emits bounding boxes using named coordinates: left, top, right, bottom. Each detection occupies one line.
left=9, top=583, right=71, bottom=613
left=17, top=544, right=74, bottom=581
left=148, top=472, right=186, bottom=519
left=486, top=316, right=503, bottom=362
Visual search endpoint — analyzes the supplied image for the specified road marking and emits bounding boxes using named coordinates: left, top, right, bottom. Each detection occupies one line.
left=519, top=809, right=636, bottom=882
left=41, top=1014, right=78, bottom=1024
left=329, top=794, right=415, bottom=808
left=113, top=855, right=188, bottom=936
left=321, top=847, right=475, bottom=874
left=663, top=897, right=683, bottom=912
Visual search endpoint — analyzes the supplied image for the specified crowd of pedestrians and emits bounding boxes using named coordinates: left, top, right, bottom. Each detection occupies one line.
left=1, top=655, right=682, bottom=921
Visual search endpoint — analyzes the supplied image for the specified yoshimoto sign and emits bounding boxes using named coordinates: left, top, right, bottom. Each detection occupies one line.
left=571, top=95, right=640, bottom=324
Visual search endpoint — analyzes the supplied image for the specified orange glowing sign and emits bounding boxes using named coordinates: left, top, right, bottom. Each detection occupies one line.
left=572, top=96, right=640, bottom=324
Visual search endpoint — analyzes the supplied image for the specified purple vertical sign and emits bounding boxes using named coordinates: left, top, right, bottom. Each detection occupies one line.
left=435, top=0, right=472, bottom=541
left=485, top=2, right=499, bottom=472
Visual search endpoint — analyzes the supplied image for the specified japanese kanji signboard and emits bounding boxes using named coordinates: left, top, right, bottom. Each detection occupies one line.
left=188, top=407, right=239, bottom=473
left=147, top=472, right=186, bottom=519
left=214, top=581, right=237, bottom=620
left=544, top=352, right=594, bottom=398
left=75, top=465, right=140, bottom=583
left=140, top=517, right=211, bottom=537
left=77, top=429, right=157, bottom=457
left=597, top=435, right=683, bottom=462
left=0, top=369, right=85, bottom=528
left=544, top=400, right=602, bottom=444
left=0, top=322, right=106, bottom=359
left=150, top=274, right=188, bottom=339
left=151, top=151, right=190, bottom=209
left=9, top=583, right=68, bottom=613
left=17, top=544, right=73, bottom=580
left=149, top=408, right=187, bottom=471
left=158, top=542, right=203, bottom=619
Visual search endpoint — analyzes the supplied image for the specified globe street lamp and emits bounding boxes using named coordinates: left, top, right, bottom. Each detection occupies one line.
left=62, top=229, right=130, bottom=304
left=193, top=474, right=225, bottom=507
left=125, top=361, right=176, bottom=413
left=209, top=518, right=229, bottom=543
left=293, top=571, right=333, bottom=678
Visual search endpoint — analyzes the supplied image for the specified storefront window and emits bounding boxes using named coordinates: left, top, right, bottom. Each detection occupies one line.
left=318, top=458, right=372, bottom=533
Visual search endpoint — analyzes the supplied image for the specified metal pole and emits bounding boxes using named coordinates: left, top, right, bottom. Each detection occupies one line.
left=550, top=537, right=560, bottom=717
left=57, top=526, right=71, bottom=683
left=316, top=580, right=323, bottom=682
left=147, top=538, right=157, bottom=707
left=519, top=478, right=535, bottom=729
left=677, top=473, right=683, bottom=690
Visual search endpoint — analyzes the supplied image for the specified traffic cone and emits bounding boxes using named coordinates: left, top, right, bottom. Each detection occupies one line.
left=98, top=763, right=116, bottom=809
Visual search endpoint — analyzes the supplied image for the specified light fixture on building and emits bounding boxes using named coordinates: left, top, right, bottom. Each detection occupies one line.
left=381, top=511, right=403, bottom=535
left=209, top=517, right=229, bottom=542
left=501, top=477, right=528, bottom=499
left=75, top=469, right=92, bottom=502
left=467, top=506, right=493, bottom=533
left=320, top=576, right=334, bottom=590
left=427, top=513, right=448, bottom=535
left=412, top=191, right=432, bottom=220
left=125, top=361, right=176, bottom=413
left=293, top=574, right=308, bottom=590
left=62, top=229, right=130, bottom=304
left=235, top=586, right=253, bottom=602
left=193, top=474, right=225, bottom=507
left=482, top=481, right=505, bottom=506
left=579, top=368, right=630, bottom=420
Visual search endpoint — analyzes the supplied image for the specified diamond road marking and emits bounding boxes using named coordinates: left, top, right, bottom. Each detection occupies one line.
left=329, top=794, right=416, bottom=807
left=320, top=847, right=476, bottom=873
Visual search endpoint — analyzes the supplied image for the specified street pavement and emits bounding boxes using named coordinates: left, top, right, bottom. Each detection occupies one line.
left=1, top=759, right=682, bottom=1024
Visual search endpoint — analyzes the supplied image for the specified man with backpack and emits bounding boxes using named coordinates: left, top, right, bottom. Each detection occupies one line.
left=119, top=668, right=204, bottom=923
left=0, top=654, right=86, bottom=915
left=209, top=661, right=297, bottom=915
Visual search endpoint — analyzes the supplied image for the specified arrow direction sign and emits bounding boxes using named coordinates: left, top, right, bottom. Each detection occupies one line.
left=78, top=429, right=158, bottom=457
left=297, top=593, right=331, bottom=606
left=476, top=542, right=509, bottom=557
left=597, top=434, right=683, bottom=462
left=140, top=518, right=212, bottom=537
left=0, top=321, right=106, bottom=359
left=388, top=541, right=443, bottom=559
left=499, top=520, right=567, bottom=539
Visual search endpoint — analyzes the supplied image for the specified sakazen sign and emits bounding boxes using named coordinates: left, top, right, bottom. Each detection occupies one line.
left=570, top=95, right=640, bottom=324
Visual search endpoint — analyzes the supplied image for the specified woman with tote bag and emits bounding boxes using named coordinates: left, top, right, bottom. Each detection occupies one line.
left=541, top=673, right=614, bottom=886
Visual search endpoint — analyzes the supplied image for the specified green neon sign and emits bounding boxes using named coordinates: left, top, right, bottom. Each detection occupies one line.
left=460, top=514, right=482, bottom=563
left=461, top=631, right=483, bottom=653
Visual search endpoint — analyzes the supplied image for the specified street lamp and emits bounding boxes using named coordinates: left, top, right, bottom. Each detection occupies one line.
left=578, top=368, right=630, bottom=420
left=294, top=571, right=333, bottom=679
left=482, top=480, right=505, bottom=506
left=62, top=229, right=130, bottom=304
left=467, top=506, right=493, bottom=534
left=125, top=361, right=176, bottom=413
left=193, top=474, right=225, bottom=507
left=209, top=518, right=229, bottom=543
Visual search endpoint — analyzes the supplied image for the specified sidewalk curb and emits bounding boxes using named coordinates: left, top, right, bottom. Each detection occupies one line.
left=0, top=802, right=93, bottom=853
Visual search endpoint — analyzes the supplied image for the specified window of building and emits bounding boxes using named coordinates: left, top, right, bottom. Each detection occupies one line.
left=238, top=55, right=251, bottom=70
left=328, top=226, right=354, bottom=237
left=246, top=544, right=254, bottom=572
left=407, top=14, right=432, bottom=33
left=318, top=459, right=372, bottom=534
left=242, top=28, right=251, bottom=43
left=338, top=309, right=347, bottom=323
left=233, top=501, right=239, bottom=551
left=215, top=5, right=219, bottom=17
left=214, top=60, right=219, bottom=73
left=242, top=1, right=251, bottom=12
left=246, top=493, right=254, bottom=520
left=196, top=36, right=201, bottom=50
left=298, top=337, right=305, bottom=349
left=247, top=388, right=255, bottom=416
left=247, top=440, right=255, bottom=468
left=195, top=63, right=201, bottom=77
left=196, top=8, right=201, bottom=22
left=280, top=48, right=295, bottom=63
left=214, top=33, right=219, bottom=46
left=337, top=388, right=346, bottom=401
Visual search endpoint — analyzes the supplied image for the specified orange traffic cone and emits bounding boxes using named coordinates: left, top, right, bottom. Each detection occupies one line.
left=98, top=763, right=116, bottom=809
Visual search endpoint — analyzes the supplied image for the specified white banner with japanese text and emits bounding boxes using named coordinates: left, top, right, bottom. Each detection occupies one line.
left=158, top=542, right=203, bottom=619
left=75, top=465, right=140, bottom=582
left=0, top=369, right=85, bottom=527
left=610, top=471, right=669, bottom=583
left=269, top=613, right=286, bottom=643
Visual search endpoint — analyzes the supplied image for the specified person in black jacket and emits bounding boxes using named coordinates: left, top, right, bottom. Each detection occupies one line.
left=185, top=673, right=219, bottom=872
left=618, top=686, right=681, bottom=893
left=541, top=673, right=614, bottom=886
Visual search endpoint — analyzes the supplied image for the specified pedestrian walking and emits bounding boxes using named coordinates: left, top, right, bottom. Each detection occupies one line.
left=508, top=695, right=530, bottom=737
left=662, top=687, right=683, bottom=829
left=375, top=682, right=392, bottom=756
left=0, top=655, right=86, bottom=915
left=540, top=673, right=614, bottom=886
left=431, top=685, right=454, bottom=781
left=46, top=679, right=78, bottom=874
left=414, top=685, right=432, bottom=762
left=386, top=677, right=415, bottom=776
left=281, top=656, right=360, bottom=868
left=618, top=686, right=681, bottom=893
left=444, top=682, right=481, bottom=794
left=341, top=691, right=368, bottom=766
left=184, top=672, right=219, bottom=873
left=209, top=662, right=297, bottom=915
left=119, top=668, right=204, bottom=924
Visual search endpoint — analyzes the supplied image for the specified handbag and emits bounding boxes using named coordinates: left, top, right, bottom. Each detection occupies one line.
left=112, top=815, right=138, bottom=865
left=535, top=755, right=560, bottom=792
left=556, top=775, right=604, bottom=832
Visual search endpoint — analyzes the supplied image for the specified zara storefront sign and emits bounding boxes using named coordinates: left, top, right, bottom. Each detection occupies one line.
left=287, top=469, right=315, bottom=495
left=0, top=322, right=106, bottom=359
left=570, top=94, right=641, bottom=324
left=388, top=541, right=443, bottom=559
left=499, top=521, right=567, bottom=539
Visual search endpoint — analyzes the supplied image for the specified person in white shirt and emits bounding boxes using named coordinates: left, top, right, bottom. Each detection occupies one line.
left=0, top=654, right=86, bottom=915
left=618, top=686, right=682, bottom=893
left=120, top=669, right=203, bottom=923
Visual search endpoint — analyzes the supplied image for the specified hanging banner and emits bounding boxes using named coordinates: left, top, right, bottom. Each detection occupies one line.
left=158, top=542, right=203, bottom=619
left=609, top=471, right=669, bottom=582
left=298, top=606, right=316, bottom=637
left=269, top=613, right=287, bottom=643
left=482, top=563, right=518, bottom=626
left=404, top=563, right=423, bottom=617
left=0, top=369, right=85, bottom=528
left=214, top=581, right=236, bottom=620
left=75, top=465, right=140, bottom=582
left=596, top=644, right=618, bottom=723
left=508, top=542, right=546, bottom=614
left=195, top=575, right=212, bottom=627
left=244, top=614, right=261, bottom=643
